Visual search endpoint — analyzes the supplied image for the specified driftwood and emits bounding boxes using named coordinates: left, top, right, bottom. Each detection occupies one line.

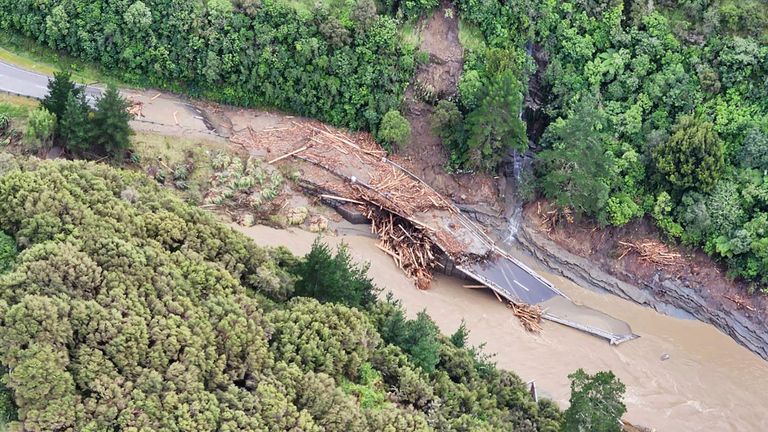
left=368, top=207, right=436, bottom=290
left=508, top=302, right=543, bottom=333
left=267, top=145, right=309, bottom=164
left=618, top=240, right=682, bottom=267
left=722, top=294, right=757, bottom=312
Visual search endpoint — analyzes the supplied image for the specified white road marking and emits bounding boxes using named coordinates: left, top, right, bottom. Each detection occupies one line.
left=513, top=279, right=530, bottom=291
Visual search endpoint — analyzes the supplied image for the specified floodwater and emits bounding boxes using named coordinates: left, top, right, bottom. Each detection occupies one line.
left=234, top=224, right=768, bottom=432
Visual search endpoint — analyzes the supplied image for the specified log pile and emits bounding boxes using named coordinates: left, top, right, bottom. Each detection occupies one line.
left=508, top=302, right=543, bottom=333
left=368, top=207, right=437, bottom=290
left=618, top=240, right=682, bottom=267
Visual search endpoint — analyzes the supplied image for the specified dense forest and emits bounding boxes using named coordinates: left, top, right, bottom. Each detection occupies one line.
left=0, top=159, right=580, bottom=431
left=0, top=0, right=414, bottom=133
left=442, top=0, right=768, bottom=291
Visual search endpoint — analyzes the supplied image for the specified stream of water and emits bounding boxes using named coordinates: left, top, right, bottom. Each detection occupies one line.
left=235, top=223, right=768, bottom=431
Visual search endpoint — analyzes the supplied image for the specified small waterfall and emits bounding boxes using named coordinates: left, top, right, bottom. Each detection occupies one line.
left=504, top=149, right=525, bottom=242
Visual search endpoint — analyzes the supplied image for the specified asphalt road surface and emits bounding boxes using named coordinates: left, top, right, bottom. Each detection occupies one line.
left=0, top=60, right=101, bottom=102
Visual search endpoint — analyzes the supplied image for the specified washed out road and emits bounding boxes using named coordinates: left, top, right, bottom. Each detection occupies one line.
left=0, top=60, right=220, bottom=139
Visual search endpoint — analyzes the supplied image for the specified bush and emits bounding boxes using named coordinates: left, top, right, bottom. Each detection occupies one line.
left=25, top=107, right=56, bottom=150
left=653, top=115, right=724, bottom=192
left=378, top=110, right=412, bottom=151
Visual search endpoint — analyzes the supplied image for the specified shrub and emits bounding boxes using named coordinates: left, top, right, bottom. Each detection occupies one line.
left=378, top=110, right=411, bottom=151
left=24, top=107, right=56, bottom=150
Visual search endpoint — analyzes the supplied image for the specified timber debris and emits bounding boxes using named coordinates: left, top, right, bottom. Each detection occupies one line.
left=508, top=302, right=543, bottom=333
left=618, top=240, right=682, bottom=267
left=128, top=98, right=144, bottom=118
left=368, top=208, right=437, bottom=290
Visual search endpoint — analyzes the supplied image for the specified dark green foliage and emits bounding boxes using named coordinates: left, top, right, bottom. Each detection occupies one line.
left=368, top=297, right=440, bottom=373
left=41, top=70, right=82, bottom=122
left=563, top=369, right=626, bottom=432
left=402, top=311, right=441, bottom=373
left=0, top=0, right=414, bottom=133
left=381, top=0, right=438, bottom=19
left=91, top=84, right=133, bottom=158
left=58, top=93, right=92, bottom=153
left=740, top=128, right=768, bottom=171
left=0, top=232, right=14, bottom=274
left=293, top=239, right=379, bottom=308
left=535, top=100, right=613, bottom=219
left=465, top=70, right=527, bottom=172
left=449, top=319, right=469, bottom=348
left=0, top=367, right=16, bottom=425
left=653, top=115, right=724, bottom=192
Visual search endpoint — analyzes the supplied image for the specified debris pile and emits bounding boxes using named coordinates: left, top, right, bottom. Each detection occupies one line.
left=618, top=239, right=682, bottom=267
left=536, top=202, right=574, bottom=235
left=128, top=98, right=144, bottom=118
left=367, top=208, right=438, bottom=290
left=508, top=302, right=543, bottom=332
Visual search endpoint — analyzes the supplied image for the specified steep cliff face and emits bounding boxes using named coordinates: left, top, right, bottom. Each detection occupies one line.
left=515, top=221, right=768, bottom=361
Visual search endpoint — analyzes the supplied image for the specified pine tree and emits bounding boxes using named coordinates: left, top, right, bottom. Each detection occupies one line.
left=41, top=70, right=82, bottom=122
left=91, top=84, right=133, bottom=158
left=59, top=93, right=92, bottom=153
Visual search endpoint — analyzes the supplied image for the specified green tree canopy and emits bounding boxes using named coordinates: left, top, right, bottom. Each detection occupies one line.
left=41, top=70, right=82, bottom=122
left=465, top=70, right=527, bottom=172
left=535, top=99, right=613, bottom=219
left=378, top=110, right=411, bottom=151
left=563, top=369, right=626, bottom=432
left=293, top=239, right=379, bottom=309
left=58, top=93, right=92, bottom=153
left=91, top=84, right=133, bottom=158
left=653, top=114, right=725, bottom=192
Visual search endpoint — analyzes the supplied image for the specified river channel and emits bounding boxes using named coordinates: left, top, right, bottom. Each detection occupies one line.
left=234, top=224, right=768, bottom=431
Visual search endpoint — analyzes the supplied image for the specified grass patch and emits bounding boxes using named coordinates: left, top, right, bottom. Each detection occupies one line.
left=458, top=19, right=485, bottom=52
left=0, top=94, right=36, bottom=122
left=0, top=93, right=37, bottom=132
left=0, top=32, right=129, bottom=86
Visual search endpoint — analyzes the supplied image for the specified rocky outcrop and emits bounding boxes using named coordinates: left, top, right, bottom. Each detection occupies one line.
left=515, top=222, right=768, bottom=361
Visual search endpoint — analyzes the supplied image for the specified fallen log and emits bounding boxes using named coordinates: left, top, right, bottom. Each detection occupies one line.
left=268, top=145, right=309, bottom=164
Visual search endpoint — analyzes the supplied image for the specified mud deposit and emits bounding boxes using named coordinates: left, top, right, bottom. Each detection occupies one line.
left=235, top=224, right=768, bottom=432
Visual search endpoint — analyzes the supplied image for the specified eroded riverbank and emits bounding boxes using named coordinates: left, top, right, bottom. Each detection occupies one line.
left=235, top=223, right=768, bottom=431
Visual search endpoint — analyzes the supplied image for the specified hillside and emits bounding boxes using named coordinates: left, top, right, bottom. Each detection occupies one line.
left=0, top=158, right=562, bottom=431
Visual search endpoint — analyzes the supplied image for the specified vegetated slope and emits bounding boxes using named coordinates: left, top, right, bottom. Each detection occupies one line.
left=0, top=0, right=413, bottom=133
left=0, top=159, right=560, bottom=431
left=447, top=0, right=768, bottom=291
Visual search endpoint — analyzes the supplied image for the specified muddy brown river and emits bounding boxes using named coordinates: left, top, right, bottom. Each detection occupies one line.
left=235, top=224, right=768, bottom=431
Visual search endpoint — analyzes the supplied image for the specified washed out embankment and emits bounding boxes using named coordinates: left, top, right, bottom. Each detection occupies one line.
left=514, top=207, right=768, bottom=362
left=235, top=223, right=768, bottom=432
left=230, top=121, right=636, bottom=343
